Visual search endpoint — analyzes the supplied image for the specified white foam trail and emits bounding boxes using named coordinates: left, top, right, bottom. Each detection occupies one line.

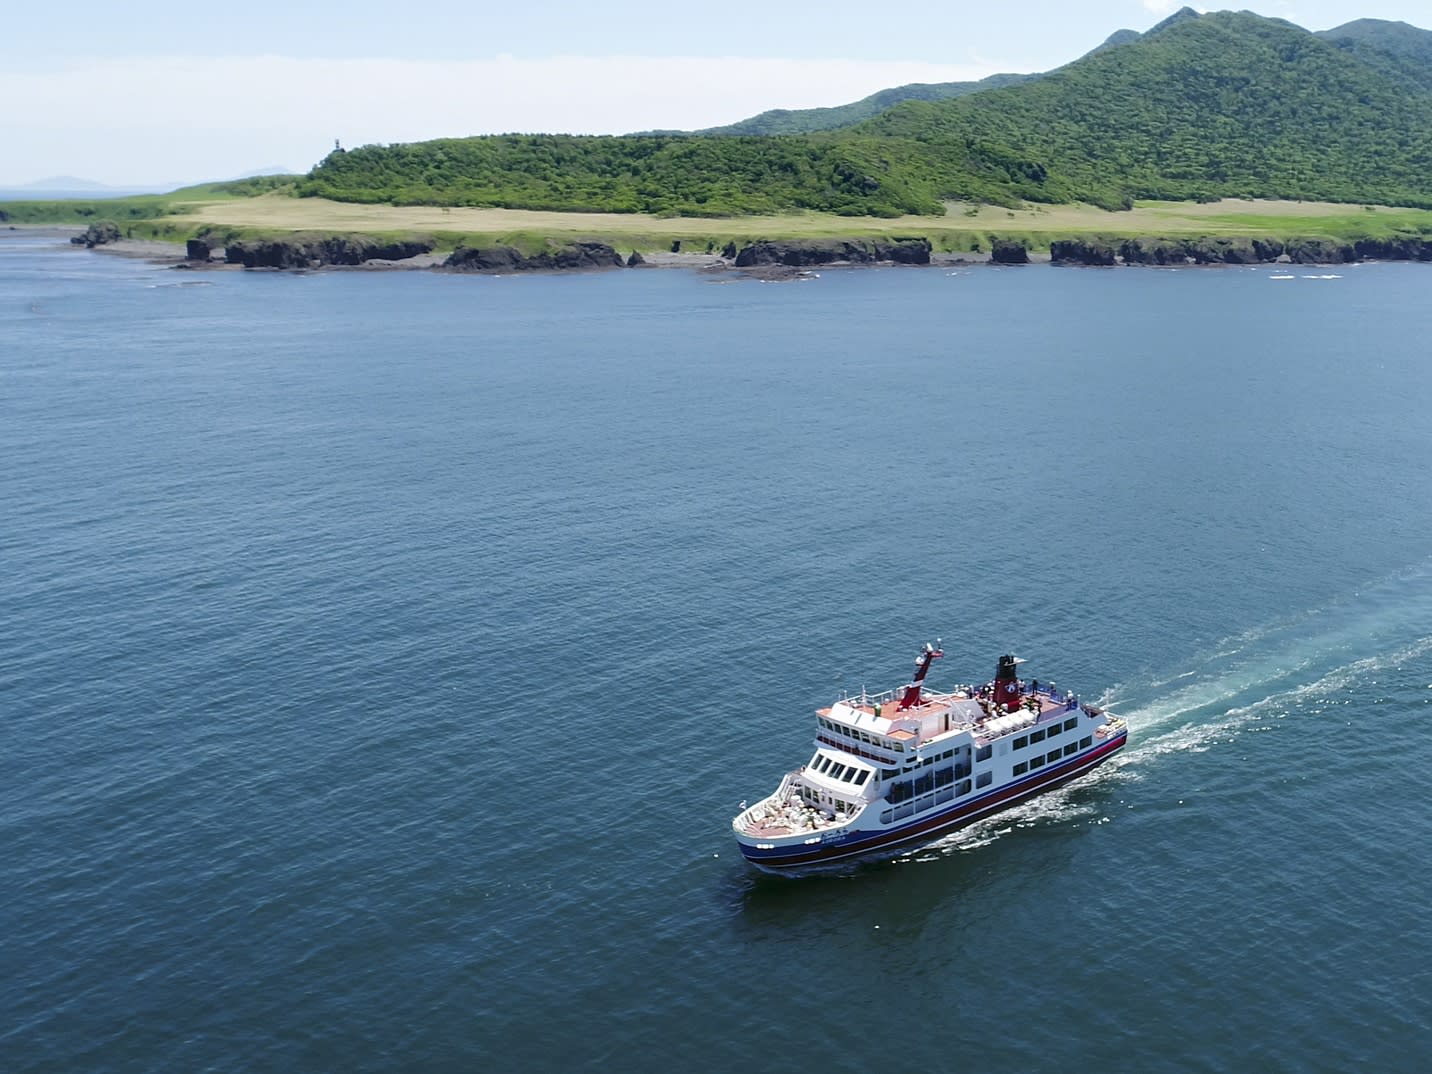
left=898, top=560, right=1432, bottom=865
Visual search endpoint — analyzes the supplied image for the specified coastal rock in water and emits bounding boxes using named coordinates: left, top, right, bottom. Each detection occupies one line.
left=445, top=245, right=524, bottom=271
left=1184, top=237, right=1250, bottom=263
left=1252, top=237, right=1286, bottom=261
left=1285, top=237, right=1356, bottom=264
left=444, top=241, right=624, bottom=272
left=71, top=220, right=121, bottom=248
left=1117, top=237, right=1190, bottom=265
left=224, top=234, right=436, bottom=268
left=186, top=239, right=211, bottom=262
left=627, top=250, right=646, bottom=266
left=989, top=238, right=1029, bottom=264
left=732, top=237, right=930, bottom=267
left=1353, top=236, right=1432, bottom=261
left=225, top=240, right=316, bottom=268
left=874, top=237, right=933, bottom=264
left=1049, top=239, right=1116, bottom=266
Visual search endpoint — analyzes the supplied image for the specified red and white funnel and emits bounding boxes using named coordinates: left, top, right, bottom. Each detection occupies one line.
left=993, top=653, right=1023, bottom=712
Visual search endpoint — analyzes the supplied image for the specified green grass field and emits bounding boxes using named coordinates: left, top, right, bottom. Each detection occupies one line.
left=7, top=187, right=1432, bottom=254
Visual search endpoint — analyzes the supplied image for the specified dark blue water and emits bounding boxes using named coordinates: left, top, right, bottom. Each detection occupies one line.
left=4, top=238, right=1431, bottom=1072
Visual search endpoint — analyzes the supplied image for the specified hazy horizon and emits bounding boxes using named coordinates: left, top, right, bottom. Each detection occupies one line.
left=5, top=0, right=1431, bottom=189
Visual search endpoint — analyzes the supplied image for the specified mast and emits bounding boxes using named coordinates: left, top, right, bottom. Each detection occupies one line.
left=897, top=641, right=944, bottom=709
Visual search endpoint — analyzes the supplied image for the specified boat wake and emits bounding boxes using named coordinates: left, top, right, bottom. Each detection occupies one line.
left=894, top=558, right=1432, bottom=864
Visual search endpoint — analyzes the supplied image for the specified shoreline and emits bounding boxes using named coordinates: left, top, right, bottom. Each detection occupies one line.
left=13, top=224, right=1416, bottom=274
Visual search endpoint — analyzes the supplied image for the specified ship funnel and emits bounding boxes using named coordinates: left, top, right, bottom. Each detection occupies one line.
left=993, top=653, right=1023, bottom=713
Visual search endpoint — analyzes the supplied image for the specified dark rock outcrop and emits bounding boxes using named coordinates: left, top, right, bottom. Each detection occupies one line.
left=185, top=239, right=211, bottom=261
left=626, top=250, right=645, bottom=266
left=1050, top=238, right=1116, bottom=265
left=224, top=234, right=436, bottom=268
left=444, top=241, right=624, bottom=272
left=989, top=238, right=1029, bottom=264
left=1285, top=237, right=1357, bottom=264
left=70, top=220, right=121, bottom=247
left=722, top=241, right=738, bottom=260
left=1117, top=237, right=1191, bottom=264
left=732, top=237, right=931, bottom=267
left=1115, top=235, right=1286, bottom=265
left=1353, top=236, right=1432, bottom=260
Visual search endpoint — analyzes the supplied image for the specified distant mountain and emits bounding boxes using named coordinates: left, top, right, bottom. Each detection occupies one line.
left=692, top=73, right=1035, bottom=136
left=1, top=168, right=300, bottom=201
left=857, top=9, right=1432, bottom=208
left=1318, top=18, right=1432, bottom=93
left=19, top=175, right=114, bottom=191
left=689, top=10, right=1206, bottom=138
left=0, top=177, right=170, bottom=200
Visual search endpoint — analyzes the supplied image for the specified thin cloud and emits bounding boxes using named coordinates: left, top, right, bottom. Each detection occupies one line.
left=0, top=54, right=1008, bottom=186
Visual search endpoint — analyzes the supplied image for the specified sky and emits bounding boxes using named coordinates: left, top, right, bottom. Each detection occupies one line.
left=4, top=0, right=1431, bottom=188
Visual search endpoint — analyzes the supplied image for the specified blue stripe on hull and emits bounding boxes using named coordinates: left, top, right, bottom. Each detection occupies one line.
left=738, top=731, right=1127, bottom=870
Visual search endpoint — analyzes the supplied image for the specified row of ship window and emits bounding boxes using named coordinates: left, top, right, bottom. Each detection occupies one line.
left=887, top=766, right=990, bottom=803
left=817, top=717, right=905, bottom=751
left=1011, top=717, right=1082, bottom=751
left=800, top=787, right=860, bottom=815
left=1011, top=736, right=1094, bottom=775
left=809, top=753, right=871, bottom=786
left=879, top=771, right=994, bottom=825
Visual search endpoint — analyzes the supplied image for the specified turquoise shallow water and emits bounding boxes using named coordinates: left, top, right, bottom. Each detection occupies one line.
left=3, top=239, right=1431, bottom=1072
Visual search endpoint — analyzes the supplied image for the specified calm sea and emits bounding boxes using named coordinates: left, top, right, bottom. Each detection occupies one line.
left=3, top=237, right=1431, bottom=1073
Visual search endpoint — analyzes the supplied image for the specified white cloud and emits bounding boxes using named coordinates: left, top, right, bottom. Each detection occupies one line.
left=0, top=54, right=1005, bottom=186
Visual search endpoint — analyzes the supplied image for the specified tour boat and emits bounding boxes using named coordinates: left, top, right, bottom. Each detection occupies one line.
left=732, top=645, right=1127, bottom=871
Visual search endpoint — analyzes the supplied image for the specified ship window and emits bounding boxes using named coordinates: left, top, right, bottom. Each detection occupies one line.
left=942, top=749, right=953, bottom=760
left=855, top=770, right=869, bottom=786
left=1064, top=742, right=1078, bottom=756
left=976, top=771, right=992, bottom=789
left=1064, top=717, right=1079, bottom=732
left=1047, top=750, right=1061, bottom=764
left=934, top=767, right=953, bottom=787
left=1080, top=736, right=1093, bottom=749
left=1013, top=735, right=1028, bottom=750
left=882, top=768, right=897, bottom=779
left=1029, top=729, right=1045, bottom=744
left=1030, top=755, right=1045, bottom=769
left=913, top=773, right=934, bottom=795
left=923, top=757, right=933, bottom=767
left=956, top=779, right=972, bottom=796
left=975, top=745, right=993, bottom=762
left=1045, top=726, right=1059, bottom=740
left=1013, top=761, right=1028, bottom=776
left=820, top=757, right=834, bottom=773
left=833, top=764, right=849, bottom=781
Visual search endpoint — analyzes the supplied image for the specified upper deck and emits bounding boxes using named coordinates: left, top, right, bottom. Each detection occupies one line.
left=818, top=683, right=1086, bottom=756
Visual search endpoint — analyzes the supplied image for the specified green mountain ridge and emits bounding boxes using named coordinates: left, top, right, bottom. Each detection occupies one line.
left=297, top=9, right=1432, bottom=217
left=689, top=73, right=1035, bottom=137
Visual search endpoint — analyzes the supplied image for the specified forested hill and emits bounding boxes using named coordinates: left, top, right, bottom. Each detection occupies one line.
left=297, top=9, right=1432, bottom=216
left=1318, top=18, right=1432, bottom=93
left=857, top=10, right=1432, bottom=207
left=690, top=73, right=1034, bottom=136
